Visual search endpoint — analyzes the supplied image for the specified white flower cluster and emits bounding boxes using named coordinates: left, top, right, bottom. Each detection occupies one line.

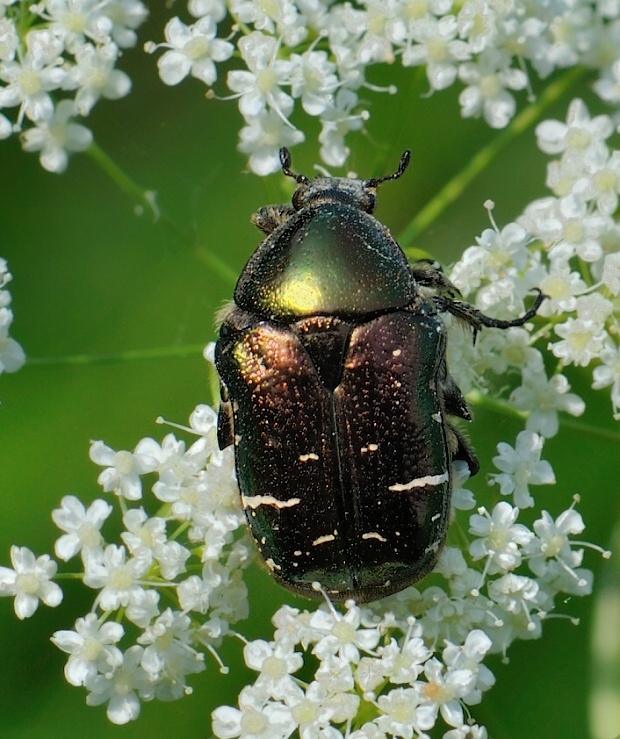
left=0, top=257, right=25, bottom=375
left=148, top=0, right=620, bottom=174
left=0, top=0, right=148, bottom=172
left=210, top=456, right=599, bottom=738
left=447, top=97, right=620, bottom=423
left=0, top=403, right=251, bottom=725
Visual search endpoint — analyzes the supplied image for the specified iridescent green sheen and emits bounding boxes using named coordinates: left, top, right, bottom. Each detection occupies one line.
left=235, top=203, right=415, bottom=318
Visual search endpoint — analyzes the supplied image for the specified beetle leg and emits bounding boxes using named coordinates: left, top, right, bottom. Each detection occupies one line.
left=446, top=423, right=480, bottom=476
left=434, top=289, right=546, bottom=341
left=410, top=260, right=461, bottom=299
left=251, top=204, right=296, bottom=234
left=217, top=384, right=235, bottom=451
left=439, top=361, right=472, bottom=421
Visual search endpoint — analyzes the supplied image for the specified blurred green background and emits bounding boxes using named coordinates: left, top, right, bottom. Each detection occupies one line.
left=1, top=6, right=619, bottom=738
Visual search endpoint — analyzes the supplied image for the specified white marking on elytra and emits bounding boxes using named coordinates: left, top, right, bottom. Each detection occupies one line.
left=431, top=412, right=442, bottom=422
left=234, top=434, right=242, bottom=444
left=293, top=550, right=302, bottom=556
left=362, top=532, right=387, bottom=542
left=431, top=513, right=441, bottom=522
left=298, top=452, right=319, bottom=462
left=424, top=540, right=441, bottom=555
left=392, top=348, right=402, bottom=357
left=265, top=558, right=282, bottom=571
left=388, top=471, right=449, bottom=492
left=242, top=494, right=301, bottom=509
left=312, top=533, right=336, bottom=546
left=361, top=443, right=379, bottom=454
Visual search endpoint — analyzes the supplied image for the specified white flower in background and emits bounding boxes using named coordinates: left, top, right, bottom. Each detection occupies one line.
left=227, top=32, right=295, bottom=119
left=0, top=0, right=147, bottom=169
left=489, top=431, right=556, bottom=508
left=0, top=259, right=25, bottom=373
left=458, top=48, right=528, bottom=128
left=66, top=41, right=131, bottom=115
left=0, top=546, right=62, bottom=618
left=0, top=45, right=66, bottom=125
left=153, top=16, right=233, bottom=86
left=20, top=98, right=92, bottom=172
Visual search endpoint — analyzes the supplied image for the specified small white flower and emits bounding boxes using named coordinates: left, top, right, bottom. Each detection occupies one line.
left=212, top=685, right=296, bottom=739
left=535, top=98, right=613, bottom=159
left=138, top=608, right=205, bottom=700
left=0, top=46, right=65, bottom=125
left=458, top=48, right=527, bottom=128
left=469, top=502, right=534, bottom=573
left=601, top=252, right=620, bottom=296
left=289, top=50, right=339, bottom=116
left=89, top=437, right=160, bottom=500
left=51, top=613, right=124, bottom=686
left=52, top=494, right=112, bottom=561
left=0, top=16, right=19, bottom=61
left=442, top=629, right=496, bottom=703
left=227, top=32, right=294, bottom=119
left=230, top=0, right=305, bottom=46
left=318, top=88, right=367, bottom=168
left=66, top=42, right=132, bottom=116
left=101, top=0, right=148, bottom=49
left=0, top=307, right=25, bottom=373
left=537, top=263, right=587, bottom=314
left=550, top=316, right=608, bottom=367
left=527, top=508, right=592, bottom=594
left=403, top=15, right=471, bottom=90
left=0, top=546, right=62, bottom=618
left=83, top=544, right=151, bottom=611
left=20, top=98, right=93, bottom=173
left=310, top=602, right=380, bottom=664
left=488, top=573, right=541, bottom=632
left=125, top=587, right=160, bottom=628
left=490, top=431, right=556, bottom=508
left=509, top=368, right=585, bottom=438
left=375, top=686, right=435, bottom=737
left=238, top=108, right=304, bottom=175
left=244, top=639, right=303, bottom=699
left=85, top=645, right=152, bottom=724
left=592, top=340, right=620, bottom=418
left=154, top=16, right=233, bottom=86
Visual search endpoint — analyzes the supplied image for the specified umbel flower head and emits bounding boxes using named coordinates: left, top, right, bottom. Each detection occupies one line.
left=1, top=2, right=620, bottom=736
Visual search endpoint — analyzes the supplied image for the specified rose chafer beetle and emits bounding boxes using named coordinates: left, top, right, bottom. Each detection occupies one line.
left=215, top=148, right=544, bottom=603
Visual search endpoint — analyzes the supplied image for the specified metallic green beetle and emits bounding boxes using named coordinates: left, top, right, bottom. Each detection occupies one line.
left=215, top=149, right=544, bottom=603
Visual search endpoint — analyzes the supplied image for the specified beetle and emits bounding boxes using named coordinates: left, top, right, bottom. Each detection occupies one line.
left=214, top=148, right=544, bottom=603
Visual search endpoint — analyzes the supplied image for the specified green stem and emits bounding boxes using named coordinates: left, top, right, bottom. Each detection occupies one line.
left=25, top=344, right=208, bottom=366
left=398, top=67, right=587, bottom=250
left=469, top=390, right=620, bottom=445
left=86, top=142, right=237, bottom=286
left=87, top=142, right=159, bottom=218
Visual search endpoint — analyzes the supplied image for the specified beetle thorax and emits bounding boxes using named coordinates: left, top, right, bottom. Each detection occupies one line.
left=292, top=177, right=377, bottom=213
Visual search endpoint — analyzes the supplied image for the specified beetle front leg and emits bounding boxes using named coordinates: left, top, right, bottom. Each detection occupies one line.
left=434, top=289, right=546, bottom=340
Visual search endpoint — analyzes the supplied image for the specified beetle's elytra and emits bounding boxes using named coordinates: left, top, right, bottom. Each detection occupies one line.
left=215, top=149, right=544, bottom=603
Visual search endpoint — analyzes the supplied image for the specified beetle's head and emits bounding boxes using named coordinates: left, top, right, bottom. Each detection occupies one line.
left=279, top=148, right=411, bottom=214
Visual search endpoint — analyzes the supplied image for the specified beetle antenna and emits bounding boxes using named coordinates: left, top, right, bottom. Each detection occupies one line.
left=279, top=148, right=309, bottom=185
left=366, top=150, right=411, bottom=187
